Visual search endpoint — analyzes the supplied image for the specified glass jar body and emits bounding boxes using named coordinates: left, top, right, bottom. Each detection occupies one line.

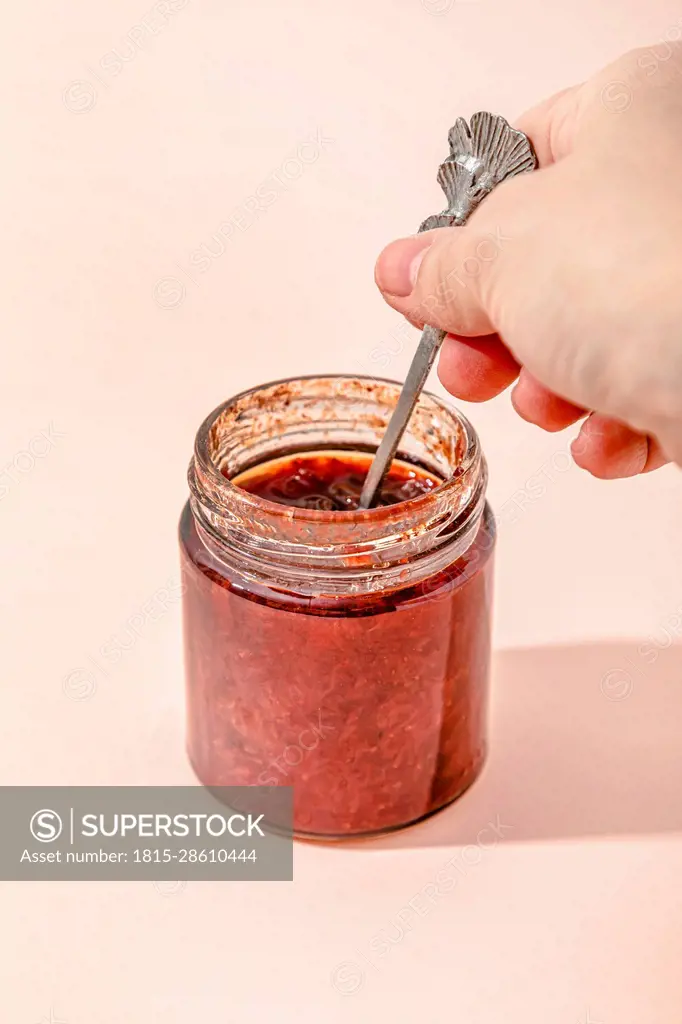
left=180, top=375, right=495, bottom=839
left=180, top=501, right=494, bottom=838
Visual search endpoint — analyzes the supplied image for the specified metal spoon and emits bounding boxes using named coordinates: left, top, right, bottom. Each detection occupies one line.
left=358, top=112, right=537, bottom=509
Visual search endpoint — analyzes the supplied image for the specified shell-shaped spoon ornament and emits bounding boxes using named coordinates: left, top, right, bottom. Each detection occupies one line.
left=420, top=111, right=537, bottom=231
left=358, top=112, right=538, bottom=510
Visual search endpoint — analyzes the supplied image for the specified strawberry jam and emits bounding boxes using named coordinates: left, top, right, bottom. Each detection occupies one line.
left=181, top=375, right=494, bottom=839
left=231, top=450, right=440, bottom=512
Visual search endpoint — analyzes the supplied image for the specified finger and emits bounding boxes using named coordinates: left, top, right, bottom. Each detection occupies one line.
left=641, top=438, right=670, bottom=474
left=375, top=227, right=465, bottom=318
left=571, top=414, right=669, bottom=478
left=374, top=220, right=505, bottom=338
left=511, top=369, right=585, bottom=432
left=438, top=333, right=520, bottom=402
left=514, top=84, right=584, bottom=166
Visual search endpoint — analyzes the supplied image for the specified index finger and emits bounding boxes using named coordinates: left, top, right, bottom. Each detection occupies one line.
left=514, top=84, right=583, bottom=166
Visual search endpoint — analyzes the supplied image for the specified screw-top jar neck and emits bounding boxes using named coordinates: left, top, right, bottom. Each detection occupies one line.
left=188, top=375, right=487, bottom=597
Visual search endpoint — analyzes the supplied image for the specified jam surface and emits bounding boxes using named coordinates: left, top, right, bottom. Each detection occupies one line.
left=230, top=450, right=441, bottom=511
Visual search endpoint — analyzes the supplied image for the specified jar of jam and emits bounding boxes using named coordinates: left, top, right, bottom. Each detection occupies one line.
left=180, top=375, right=495, bottom=839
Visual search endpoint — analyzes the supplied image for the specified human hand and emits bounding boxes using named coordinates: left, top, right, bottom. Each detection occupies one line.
left=375, top=46, right=682, bottom=477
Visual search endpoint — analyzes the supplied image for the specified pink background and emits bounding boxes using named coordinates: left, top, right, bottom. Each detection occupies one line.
left=3, top=0, right=682, bottom=1020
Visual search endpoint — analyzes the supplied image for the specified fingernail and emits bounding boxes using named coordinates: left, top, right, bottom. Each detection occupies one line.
left=375, top=236, right=432, bottom=298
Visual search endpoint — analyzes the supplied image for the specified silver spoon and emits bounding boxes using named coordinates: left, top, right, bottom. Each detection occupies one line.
left=358, top=112, right=537, bottom=509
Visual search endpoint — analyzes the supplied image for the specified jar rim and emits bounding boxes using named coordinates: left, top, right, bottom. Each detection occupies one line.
left=192, top=372, right=480, bottom=525
left=188, top=373, right=487, bottom=595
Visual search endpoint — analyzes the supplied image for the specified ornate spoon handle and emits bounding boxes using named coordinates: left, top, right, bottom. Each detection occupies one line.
left=358, top=112, right=537, bottom=509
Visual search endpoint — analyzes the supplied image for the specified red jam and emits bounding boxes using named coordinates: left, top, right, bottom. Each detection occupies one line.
left=231, top=450, right=440, bottom=511
left=180, top=447, right=494, bottom=839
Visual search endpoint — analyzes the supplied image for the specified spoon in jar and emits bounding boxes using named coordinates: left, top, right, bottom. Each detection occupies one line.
left=358, top=112, right=537, bottom=510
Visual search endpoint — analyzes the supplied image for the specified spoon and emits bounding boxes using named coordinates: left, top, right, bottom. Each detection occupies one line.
left=358, top=111, right=537, bottom=509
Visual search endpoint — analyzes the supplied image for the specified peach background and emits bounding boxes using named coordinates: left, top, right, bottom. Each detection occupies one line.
left=3, top=0, right=682, bottom=1020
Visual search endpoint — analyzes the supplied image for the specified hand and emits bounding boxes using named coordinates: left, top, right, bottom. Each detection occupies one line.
left=374, top=46, right=682, bottom=478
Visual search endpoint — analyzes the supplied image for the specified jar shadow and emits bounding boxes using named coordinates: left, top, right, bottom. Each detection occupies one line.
left=338, top=640, right=682, bottom=850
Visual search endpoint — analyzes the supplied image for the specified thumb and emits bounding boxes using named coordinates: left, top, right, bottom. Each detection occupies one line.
left=373, top=214, right=510, bottom=337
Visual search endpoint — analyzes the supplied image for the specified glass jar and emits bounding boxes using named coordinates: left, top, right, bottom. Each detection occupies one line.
left=179, top=375, right=495, bottom=839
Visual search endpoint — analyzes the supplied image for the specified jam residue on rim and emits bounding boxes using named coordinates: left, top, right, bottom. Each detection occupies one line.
left=230, top=450, right=441, bottom=511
